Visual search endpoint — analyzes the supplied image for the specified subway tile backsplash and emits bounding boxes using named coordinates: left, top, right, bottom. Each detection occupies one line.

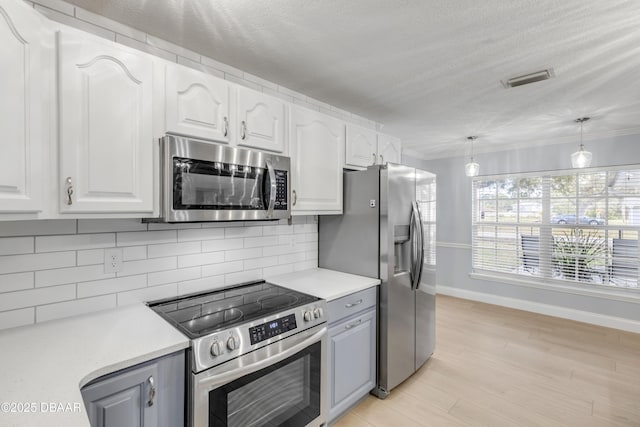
left=0, top=217, right=318, bottom=330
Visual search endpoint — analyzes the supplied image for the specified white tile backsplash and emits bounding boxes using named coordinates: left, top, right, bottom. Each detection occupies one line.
left=0, top=217, right=317, bottom=330
left=36, top=294, right=117, bottom=323
left=117, top=283, right=178, bottom=306
left=200, top=238, right=244, bottom=253
left=177, top=251, right=226, bottom=269
left=117, top=230, right=176, bottom=247
left=0, top=284, right=76, bottom=312
left=147, top=266, right=201, bottom=287
left=0, top=237, right=34, bottom=256
left=147, top=241, right=201, bottom=259
left=0, top=252, right=76, bottom=275
left=0, top=272, right=34, bottom=293
left=35, top=264, right=115, bottom=287
left=0, top=308, right=34, bottom=329
left=178, top=227, right=224, bottom=242
left=36, top=233, right=115, bottom=252
left=77, top=274, right=147, bottom=298
left=0, top=220, right=76, bottom=237
left=77, top=249, right=105, bottom=266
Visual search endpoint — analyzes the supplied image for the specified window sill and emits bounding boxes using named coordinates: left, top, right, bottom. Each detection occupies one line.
left=469, top=271, right=640, bottom=304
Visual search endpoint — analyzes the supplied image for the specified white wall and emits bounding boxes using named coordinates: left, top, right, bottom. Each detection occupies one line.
left=0, top=218, right=318, bottom=330
left=404, top=134, right=640, bottom=331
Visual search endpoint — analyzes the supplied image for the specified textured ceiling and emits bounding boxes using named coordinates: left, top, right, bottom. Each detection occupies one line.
left=65, top=0, right=640, bottom=159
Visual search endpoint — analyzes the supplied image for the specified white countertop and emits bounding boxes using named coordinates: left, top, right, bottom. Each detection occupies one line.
left=0, top=304, right=189, bottom=427
left=267, top=268, right=380, bottom=301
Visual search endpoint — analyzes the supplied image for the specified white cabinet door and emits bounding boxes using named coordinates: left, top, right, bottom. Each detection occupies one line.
left=328, top=308, right=376, bottom=422
left=377, top=133, right=402, bottom=165
left=165, top=64, right=231, bottom=143
left=345, top=124, right=377, bottom=168
left=236, top=87, right=286, bottom=153
left=58, top=31, right=154, bottom=213
left=0, top=0, right=51, bottom=214
left=289, top=107, right=344, bottom=215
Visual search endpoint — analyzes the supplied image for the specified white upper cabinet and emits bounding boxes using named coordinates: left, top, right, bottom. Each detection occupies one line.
left=345, top=124, right=377, bottom=168
left=289, top=106, right=344, bottom=215
left=236, top=87, right=286, bottom=153
left=165, top=64, right=231, bottom=143
left=377, top=133, right=402, bottom=165
left=58, top=31, right=154, bottom=214
left=0, top=0, right=52, bottom=215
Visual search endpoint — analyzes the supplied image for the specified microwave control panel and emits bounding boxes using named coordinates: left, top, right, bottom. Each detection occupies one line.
left=274, top=170, right=288, bottom=210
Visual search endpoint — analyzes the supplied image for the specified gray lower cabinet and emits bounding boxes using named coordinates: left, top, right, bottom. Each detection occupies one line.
left=327, top=287, right=377, bottom=423
left=81, top=350, right=185, bottom=427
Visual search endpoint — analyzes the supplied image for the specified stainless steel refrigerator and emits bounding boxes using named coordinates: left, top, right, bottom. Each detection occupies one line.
left=318, top=163, right=436, bottom=398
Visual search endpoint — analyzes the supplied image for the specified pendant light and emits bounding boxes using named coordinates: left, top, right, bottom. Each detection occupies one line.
left=465, top=136, right=479, bottom=177
left=571, top=117, right=592, bottom=168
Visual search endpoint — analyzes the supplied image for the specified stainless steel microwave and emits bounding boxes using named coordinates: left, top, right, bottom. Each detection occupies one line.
left=152, top=135, right=290, bottom=222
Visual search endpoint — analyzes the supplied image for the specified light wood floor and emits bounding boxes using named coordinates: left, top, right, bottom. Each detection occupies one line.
left=333, top=295, right=640, bottom=427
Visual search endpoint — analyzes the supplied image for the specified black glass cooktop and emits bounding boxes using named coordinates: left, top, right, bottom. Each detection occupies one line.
left=148, top=280, right=319, bottom=339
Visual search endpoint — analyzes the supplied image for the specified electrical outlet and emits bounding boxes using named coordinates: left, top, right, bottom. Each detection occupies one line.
left=104, top=248, right=123, bottom=273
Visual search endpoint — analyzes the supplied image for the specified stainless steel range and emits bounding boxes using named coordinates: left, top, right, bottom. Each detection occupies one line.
left=148, top=280, right=328, bottom=427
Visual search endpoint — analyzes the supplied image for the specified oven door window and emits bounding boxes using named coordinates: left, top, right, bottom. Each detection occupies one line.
left=208, top=342, right=321, bottom=427
left=173, top=157, right=269, bottom=210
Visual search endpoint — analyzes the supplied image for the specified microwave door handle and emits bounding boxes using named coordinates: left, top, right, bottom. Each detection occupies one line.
left=265, top=159, right=277, bottom=218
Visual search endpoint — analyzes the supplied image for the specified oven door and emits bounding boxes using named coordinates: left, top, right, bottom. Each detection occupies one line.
left=191, top=325, right=327, bottom=427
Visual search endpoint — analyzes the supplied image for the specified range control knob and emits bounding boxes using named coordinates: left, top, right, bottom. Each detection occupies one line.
left=227, top=336, right=237, bottom=351
left=313, top=307, right=322, bottom=319
left=303, top=310, right=313, bottom=322
left=210, top=341, right=221, bottom=357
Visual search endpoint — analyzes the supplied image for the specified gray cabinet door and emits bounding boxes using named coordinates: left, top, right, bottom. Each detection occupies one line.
left=328, top=307, right=376, bottom=422
left=82, top=364, right=158, bottom=427
left=82, top=351, right=184, bottom=427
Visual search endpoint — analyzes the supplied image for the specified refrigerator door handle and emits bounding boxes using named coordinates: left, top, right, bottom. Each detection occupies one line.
left=414, top=202, right=426, bottom=290
left=410, top=201, right=421, bottom=290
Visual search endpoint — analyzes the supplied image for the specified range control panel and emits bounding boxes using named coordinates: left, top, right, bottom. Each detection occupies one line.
left=249, top=313, right=297, bottom=345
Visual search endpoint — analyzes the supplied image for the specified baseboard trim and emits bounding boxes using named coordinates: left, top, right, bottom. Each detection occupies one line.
left=436, top=285, right=640, bottom=333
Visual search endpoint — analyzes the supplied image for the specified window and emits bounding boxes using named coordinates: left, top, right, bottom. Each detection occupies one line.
left=472, top=166, right=640, bottom=289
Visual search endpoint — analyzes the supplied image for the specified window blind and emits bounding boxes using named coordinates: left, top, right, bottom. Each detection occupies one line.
left=472, top=165, right=640, bottom=289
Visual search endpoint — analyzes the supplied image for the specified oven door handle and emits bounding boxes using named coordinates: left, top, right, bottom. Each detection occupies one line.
left=194, top=325, right=326, bottom=392
left=265, top=159, right=277, bottom=218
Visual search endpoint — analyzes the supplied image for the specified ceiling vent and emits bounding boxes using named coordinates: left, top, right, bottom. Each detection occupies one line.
left=502, top=68, right=555, bottom=88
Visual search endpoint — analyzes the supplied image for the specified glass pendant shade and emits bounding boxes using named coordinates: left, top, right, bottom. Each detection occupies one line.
left=571, top=118, right=592, bottom=168
left=571, top=144, right=592, bottom=168
left=465, top=158, right=479, bottom=177
left=465, top=136, right=479, bottom=177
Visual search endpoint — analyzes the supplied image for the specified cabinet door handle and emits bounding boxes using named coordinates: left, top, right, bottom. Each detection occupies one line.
left=345, top=319, right=362, bottom=330
left=379, top=154, right=384, bottom=164
left=223, top=116, right=229, bottom=137
left=147, top=376, right=156, bottom=407
left=65, top=177, right=74, bottom=205
left=345, top=299, right=363, bottom=308
left=372, top=153, right=377, bottom=165
left=292, top=190, right=297, bottom=206
left=241, top=120, right=247, bottom=140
